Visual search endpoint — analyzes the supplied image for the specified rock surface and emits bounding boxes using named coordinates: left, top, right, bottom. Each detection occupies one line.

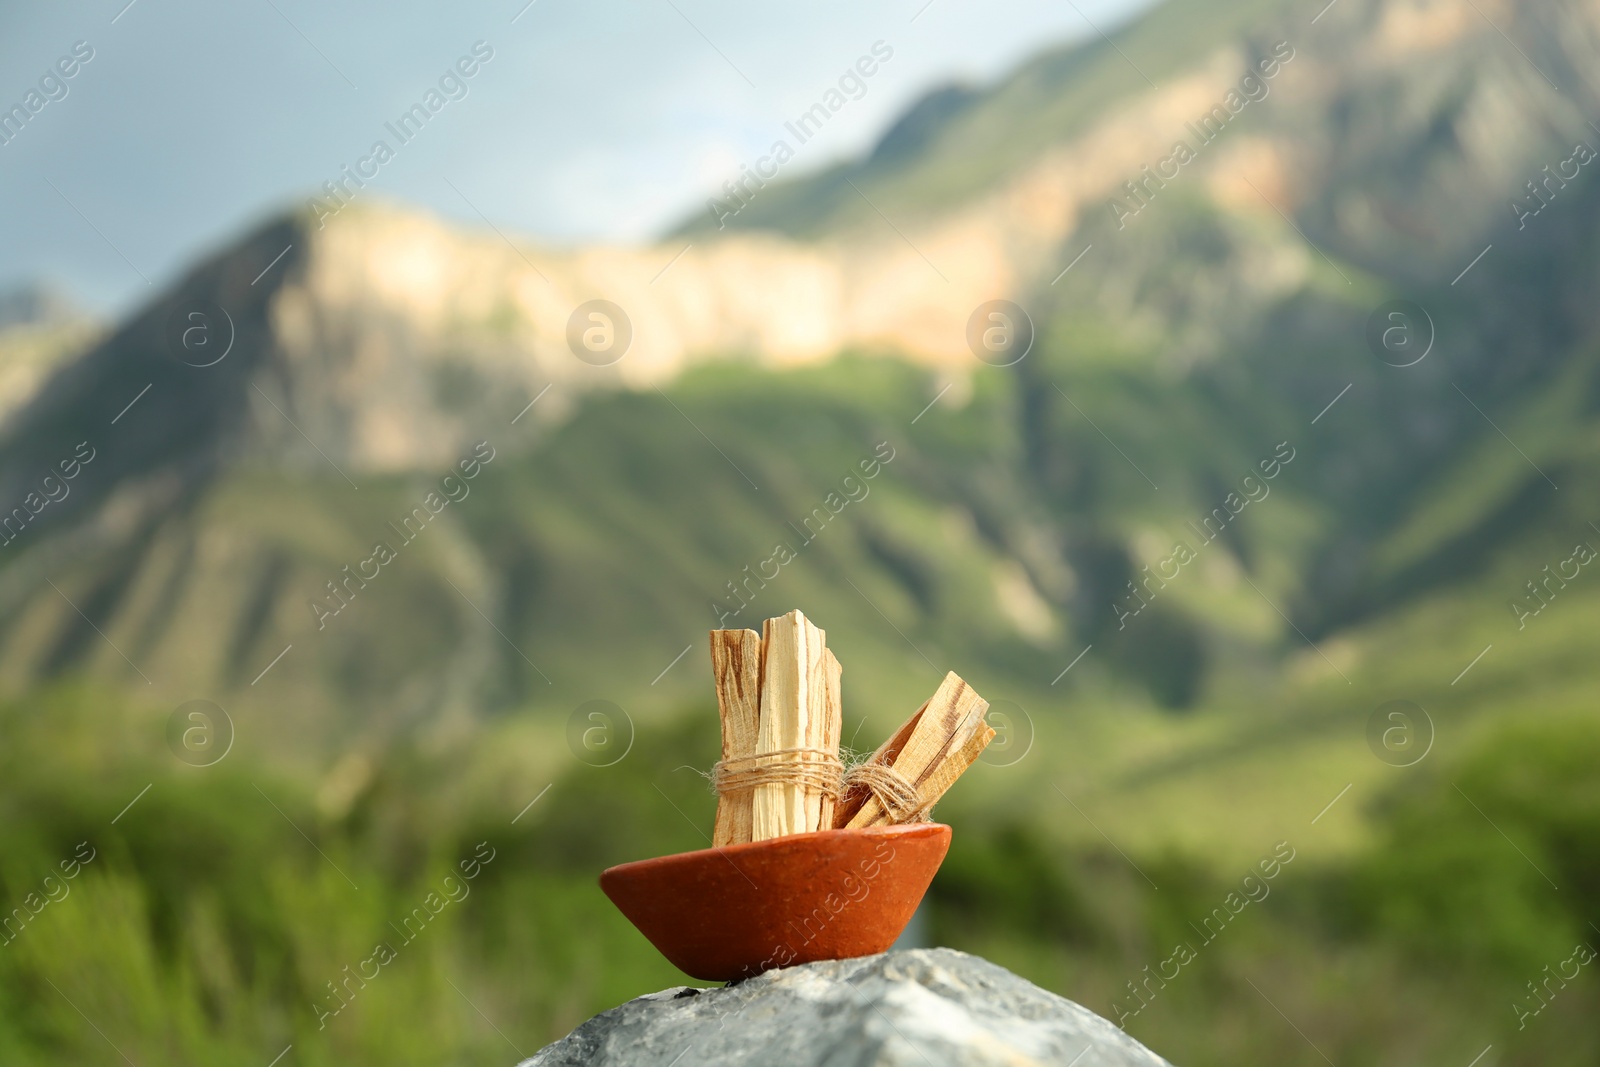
left=518, top=948, right=1174, bottom=1067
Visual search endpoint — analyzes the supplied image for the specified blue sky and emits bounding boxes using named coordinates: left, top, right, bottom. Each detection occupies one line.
left=0, top=0, right=1149, bottom=315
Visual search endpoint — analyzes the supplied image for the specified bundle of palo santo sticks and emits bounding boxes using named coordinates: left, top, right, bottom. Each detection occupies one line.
left=710, top=609, right=995, bottom=845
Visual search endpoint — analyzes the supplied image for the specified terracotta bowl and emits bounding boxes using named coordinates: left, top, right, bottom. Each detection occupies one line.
left=600, top=823, right=951, bottom=982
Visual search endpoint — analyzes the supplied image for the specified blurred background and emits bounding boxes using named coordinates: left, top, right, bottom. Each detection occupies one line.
left=1, top=0, right=1597, bottom=1063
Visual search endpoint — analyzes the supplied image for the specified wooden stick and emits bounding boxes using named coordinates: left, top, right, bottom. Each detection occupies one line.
left=837, top=671, right=993, bottom=829
left=710, top=628, right=762, bottom=847
left=752, top=610, right=826, bottom=841
left=813, top=648, right=843, bottom=831
left=900, top=720, right=994, bottom=822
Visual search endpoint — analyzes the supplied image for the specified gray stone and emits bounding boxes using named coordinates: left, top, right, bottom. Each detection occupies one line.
left=519, top=948, right=1175, bottom=1067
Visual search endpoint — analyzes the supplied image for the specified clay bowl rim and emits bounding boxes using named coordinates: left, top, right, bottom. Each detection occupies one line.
left=600, top=821, right=950, bottom=877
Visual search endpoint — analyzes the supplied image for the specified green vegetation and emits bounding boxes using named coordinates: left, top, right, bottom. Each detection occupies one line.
left=4, top=301, right=1599, bottom=1061
left=2, top=679, right=1595, bottom=1065
left=5, top=295, right=1598, bottom=1062
left=2, top=323, right=1598, bottom=1065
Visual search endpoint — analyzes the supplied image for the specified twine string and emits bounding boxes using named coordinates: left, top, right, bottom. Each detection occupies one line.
left=712, top=747, right=844, bottom=797
left=841, top=761, right=931, bottom=824
left=711, top=748, right=930, bottom=824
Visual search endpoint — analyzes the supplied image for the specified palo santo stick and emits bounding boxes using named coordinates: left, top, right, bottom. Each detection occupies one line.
left=752, top=610, right=827, bottom=841
left=899, top=720, right=994, bottom=821
left=837, top=671, right=992, bottom=829
left=710, top=628, right=763, bottom=847
left=812, top=648, right=843, bottom=832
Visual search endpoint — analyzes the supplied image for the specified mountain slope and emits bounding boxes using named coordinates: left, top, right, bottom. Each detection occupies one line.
left=0, top=0, right=1599, bottom=805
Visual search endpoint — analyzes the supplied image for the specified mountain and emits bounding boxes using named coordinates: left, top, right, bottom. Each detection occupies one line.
left=0, top=283, right=81, bottom=331
left=0, top=0, right=1598, bottom=844
left=9, top=3, right=1600, bottom=1064
left=0, top=283, right=97, bottom=429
